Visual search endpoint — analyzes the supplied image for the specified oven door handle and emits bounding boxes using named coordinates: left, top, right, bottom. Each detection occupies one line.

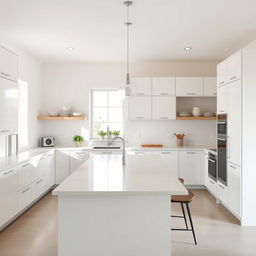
left=217, top=121, right=226, bottom=124
left=217, top=137, right=226, bottom=141
left=208, top=159, right=216, bottom=163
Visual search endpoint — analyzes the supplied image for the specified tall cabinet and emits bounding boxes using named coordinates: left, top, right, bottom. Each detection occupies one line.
left=217, top=40, right=256, bottom=226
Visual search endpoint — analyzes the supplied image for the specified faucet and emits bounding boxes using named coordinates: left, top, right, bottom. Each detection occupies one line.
left=113, top=136, right=126, bottom=166
left=107, top=126, right=112, bottom=147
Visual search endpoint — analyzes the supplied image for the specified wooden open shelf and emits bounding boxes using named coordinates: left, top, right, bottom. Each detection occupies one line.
left=37, top=116, right=87, bottom=120
left=176, top=116, right=216, bottom=120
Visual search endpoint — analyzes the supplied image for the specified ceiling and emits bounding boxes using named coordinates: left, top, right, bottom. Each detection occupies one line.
left=0, top=0, right=255, bottom=62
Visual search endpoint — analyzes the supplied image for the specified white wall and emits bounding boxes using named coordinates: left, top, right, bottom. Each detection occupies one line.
left=41, top=61, right=217, bottom=147
left=0, top=37, right=42, bottom=151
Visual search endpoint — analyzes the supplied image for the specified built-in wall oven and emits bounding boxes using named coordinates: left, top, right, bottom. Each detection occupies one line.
left=208, top=152, right=217, bottom=181
left=217, top=114, right=227, bottom=186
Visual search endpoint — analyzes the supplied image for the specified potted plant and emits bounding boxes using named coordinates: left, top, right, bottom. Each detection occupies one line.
left=112, top=130, right=120, bottom=137
left=97, top=130, right=107, bottom=140
left=73, top=135, right=85, bottom=147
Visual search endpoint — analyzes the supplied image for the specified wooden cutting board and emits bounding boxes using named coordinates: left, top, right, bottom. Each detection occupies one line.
left=141, top=144, right=163, bottom=148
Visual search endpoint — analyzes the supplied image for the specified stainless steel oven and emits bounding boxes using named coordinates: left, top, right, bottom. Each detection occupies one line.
left=217, top=114, right=227, bottom=136
left=208, top=152, right=217, bottom=181
left=217, top=135, right=227, bottom=185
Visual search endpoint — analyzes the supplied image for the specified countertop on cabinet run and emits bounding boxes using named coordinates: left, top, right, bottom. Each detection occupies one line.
left=0, top=148, right=54, bottom=172
left=126, top=145, right=215, bottom=151
left=53, top=153, right=187, bottom=196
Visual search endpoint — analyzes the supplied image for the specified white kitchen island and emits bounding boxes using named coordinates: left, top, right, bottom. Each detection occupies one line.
left=53, top=153, right=187, bottom=256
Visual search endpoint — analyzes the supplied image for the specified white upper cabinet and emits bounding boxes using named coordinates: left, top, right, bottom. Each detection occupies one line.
left=152, top=77, right=175, bottom=96
left=0, top=46, right=18, bottom=82
left=130, top=77, right=151, bottom=96
left=227, top=80, right=241, bottom=166
left=0, top=78, right=19, bottom=133
left=217, top=84, right=228, bottom=114
left=179, top=151, right=203, bottom=185
left=227, top=50, right=241, bottom=83
left=217, top=60, right=228, bottom=87
left=128, top=96, right=151, bottom=120
left=152, top=96, right=176, bottom=120
left=204, top=77, right=217, bottom=96
left=176, top=77, right=204, bottom=97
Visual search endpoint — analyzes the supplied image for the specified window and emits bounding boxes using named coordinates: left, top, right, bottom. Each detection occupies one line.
left=90, top=89, right=123, bottom=138
left=18, top=80, right=28, bottom=148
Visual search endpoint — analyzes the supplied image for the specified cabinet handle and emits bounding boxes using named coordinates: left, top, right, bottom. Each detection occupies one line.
left=219, top=81, right=225, bottom=85
left=186, top=93, right=195, bottom=95
left=137, top=93, right=145, bottom=96
left=217, top=137, right=226, bottom=141
left=229, top=164, right=237, bottom=170
left=135, top=152, right=145, bottom=155
left=213, top=93, right=217, bottom=95
left=1, top=72, right=10, bottom=77
left=160, top=117, right=169, bottom=119
left=230, top=76, right=237, bottom=80
left=160, top=93, right=169, bottom=95
left=36, top=178, right=44, bottom=184
left=4, top=169, right=14, bottom=175
left=209, top=180, right=215, bottom=185
left=208, top=159, right=216, bottom=163
left=161, top=152, right=171, bottom=154
left=218, top=110, right=225, bottom=113
left=22, top=187, right=30, bottom=193
left=186, top=151, right=196, bottom=154
left=0, top=129, right=11, bottom=133
left=135, top=117, right=144, bottom=119
left=219, top=184, right=225, bottom=189
left=22, top=163, right=31, bottom=168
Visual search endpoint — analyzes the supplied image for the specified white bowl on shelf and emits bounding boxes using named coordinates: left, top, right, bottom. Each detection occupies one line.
left=48, top=111, right=59, bottom=117
left=72, top=112, right=82, bottom=117
left=178, top=112, right=191, bottom=117
left=203, top=112, right=214, bottom=117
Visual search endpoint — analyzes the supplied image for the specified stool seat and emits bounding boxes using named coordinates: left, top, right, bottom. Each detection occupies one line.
left=171, top=191, right=194, bottom=203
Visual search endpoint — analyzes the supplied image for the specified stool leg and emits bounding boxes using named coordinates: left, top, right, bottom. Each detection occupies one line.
left=180, top=203, right=188, bottom=230
left=185, top=203, right=197, bottom=245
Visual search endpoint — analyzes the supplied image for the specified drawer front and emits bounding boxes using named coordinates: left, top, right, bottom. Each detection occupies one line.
left=17, top=162, right=33, bottom=190
left=18, top=185, right=32, bottom=212
left=31, top=177, right=46, bottom=201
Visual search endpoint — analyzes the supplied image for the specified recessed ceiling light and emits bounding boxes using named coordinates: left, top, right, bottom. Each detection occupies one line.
left=184, top=47, right=192, bottom=51
left=67, top=47, right=75, bottom=51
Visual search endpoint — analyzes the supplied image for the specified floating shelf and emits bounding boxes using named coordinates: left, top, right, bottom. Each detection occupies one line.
left=37, top=116, right=87, bottom=120
left=176, top=116, right=216, bottom=120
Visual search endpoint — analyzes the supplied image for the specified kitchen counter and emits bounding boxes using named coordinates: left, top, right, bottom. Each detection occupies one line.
left=53, top=153, right=187, bottom=256
left=126, top=145, right=215, bottom=151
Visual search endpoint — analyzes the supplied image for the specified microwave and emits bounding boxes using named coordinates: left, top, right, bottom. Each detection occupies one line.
left=217, top=114, right=227, bottom=136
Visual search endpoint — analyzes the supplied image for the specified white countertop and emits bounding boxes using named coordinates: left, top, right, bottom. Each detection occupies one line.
left=53, top=153, right=188, bottom=196
left=0, top=148, right=53, bottom=172
left=126, top=145, right=215, bottom=151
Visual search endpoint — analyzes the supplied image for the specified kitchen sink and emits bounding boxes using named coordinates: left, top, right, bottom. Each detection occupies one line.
left=93, top=147, right=121, bottom=149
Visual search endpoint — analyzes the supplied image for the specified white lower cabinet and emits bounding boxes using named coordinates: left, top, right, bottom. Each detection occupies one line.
left=17, top=162, right=35, bottom=190
left=217, top=182, right=228, bottom=204
left=206, top=177, right=217, bottom=196
left=227, top=162, right=241, bottom=217
left=69, top=150, right=89, bottom=174
left=0, top=168, right=18, bottom=227
left=56, top=150, right=70, bottom=184
left=18, top=185, right=32, bottom=212
left=151, top=151, right=179, bottom=176
left=31, top=176, right=46, bottom=201
left=179, top=151, right=203, bottom=185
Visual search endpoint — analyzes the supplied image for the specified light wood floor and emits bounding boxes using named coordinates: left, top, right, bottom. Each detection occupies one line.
left=0, top=190, right=256, bottom=256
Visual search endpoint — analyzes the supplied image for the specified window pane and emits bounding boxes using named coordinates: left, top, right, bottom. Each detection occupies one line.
left=93, top=107, right=107, bottom=122
left=93, top=91, right=108, bottom=107
left=108, top=108, right=122, bottom=123
left=109, top=91, right=122, bottom=107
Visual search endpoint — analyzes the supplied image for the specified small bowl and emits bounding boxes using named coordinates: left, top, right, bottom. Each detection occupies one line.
left=72, top=112, right=82, bottom=117
left=48, top=111, right=59, bottom=117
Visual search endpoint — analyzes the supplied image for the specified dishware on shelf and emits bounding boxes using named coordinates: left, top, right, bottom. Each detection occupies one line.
left=48, top=111, right=59, bottom=117
left=178, top=112, right=191, bottom=117
left=61, top=106, right=72, bottom=117
left=174, top=133, right=185, bottom=147
left=203, top=112, right=214, bottom=117
left=72, top=112, right=82, bottom=117
left=192, top=107, right=200, bottom=117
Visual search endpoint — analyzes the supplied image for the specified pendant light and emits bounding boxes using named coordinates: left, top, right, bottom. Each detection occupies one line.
left=124, top=0, right=133, bottom=96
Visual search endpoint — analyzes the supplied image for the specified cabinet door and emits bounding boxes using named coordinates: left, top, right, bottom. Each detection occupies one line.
left=176, top=77, right=204, bottom=96
left=152, top=96, right=176, bottom=120
left=227, top=80, right=241, bottom=166
left=203, top=151, right=208, bottom=185
left=152, top=77, right=175, bottom=96
left=227, top=50, right=241, bottom=83
left=18, top=185, right=32, bottom=212
left=227, top=163, right=241, bottom=217
left=204, top=77, right=217, bottom=96
left=0, top=168, right=18, bottom=227
left=217, top=182, right=228, bottom=204
left=206, top=177, right=217, bottom=197
left=0, top=46, right=18, bottom=82
left=0, top=78, right=18, bottom=133
left=128, top=97, right=151, bottom=120
left=130, top=77, right=151, bottom=96
left=44, top=152, right=55, bottom=189
left=217, top=60, right=228, bottom=87
left=31, top=177, right=46, bottom=201
left=17, top=162, right=35, bottom=190
left=179, top=151, right=203, bottom=185
left=152, top=151, right=179, bottom=176
left=70, top=151, right=89, bottom=174
left=56, top=150, right=70, bottom=184
left=217, top=85, right=228, bottom=114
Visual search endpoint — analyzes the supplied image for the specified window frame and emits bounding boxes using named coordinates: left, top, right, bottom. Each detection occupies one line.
left=89, top=88, right=124, bottom=140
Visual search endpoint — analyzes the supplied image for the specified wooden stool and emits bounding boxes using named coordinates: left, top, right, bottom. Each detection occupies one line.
left=171, top=179, right=197, bottom=245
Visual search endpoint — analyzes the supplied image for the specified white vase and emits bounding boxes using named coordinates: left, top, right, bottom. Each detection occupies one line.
left=192, top=107, right=200, bottom=117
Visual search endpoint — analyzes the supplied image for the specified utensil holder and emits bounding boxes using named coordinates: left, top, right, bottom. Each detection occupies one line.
left=177, top=138, right=184, bottom=147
